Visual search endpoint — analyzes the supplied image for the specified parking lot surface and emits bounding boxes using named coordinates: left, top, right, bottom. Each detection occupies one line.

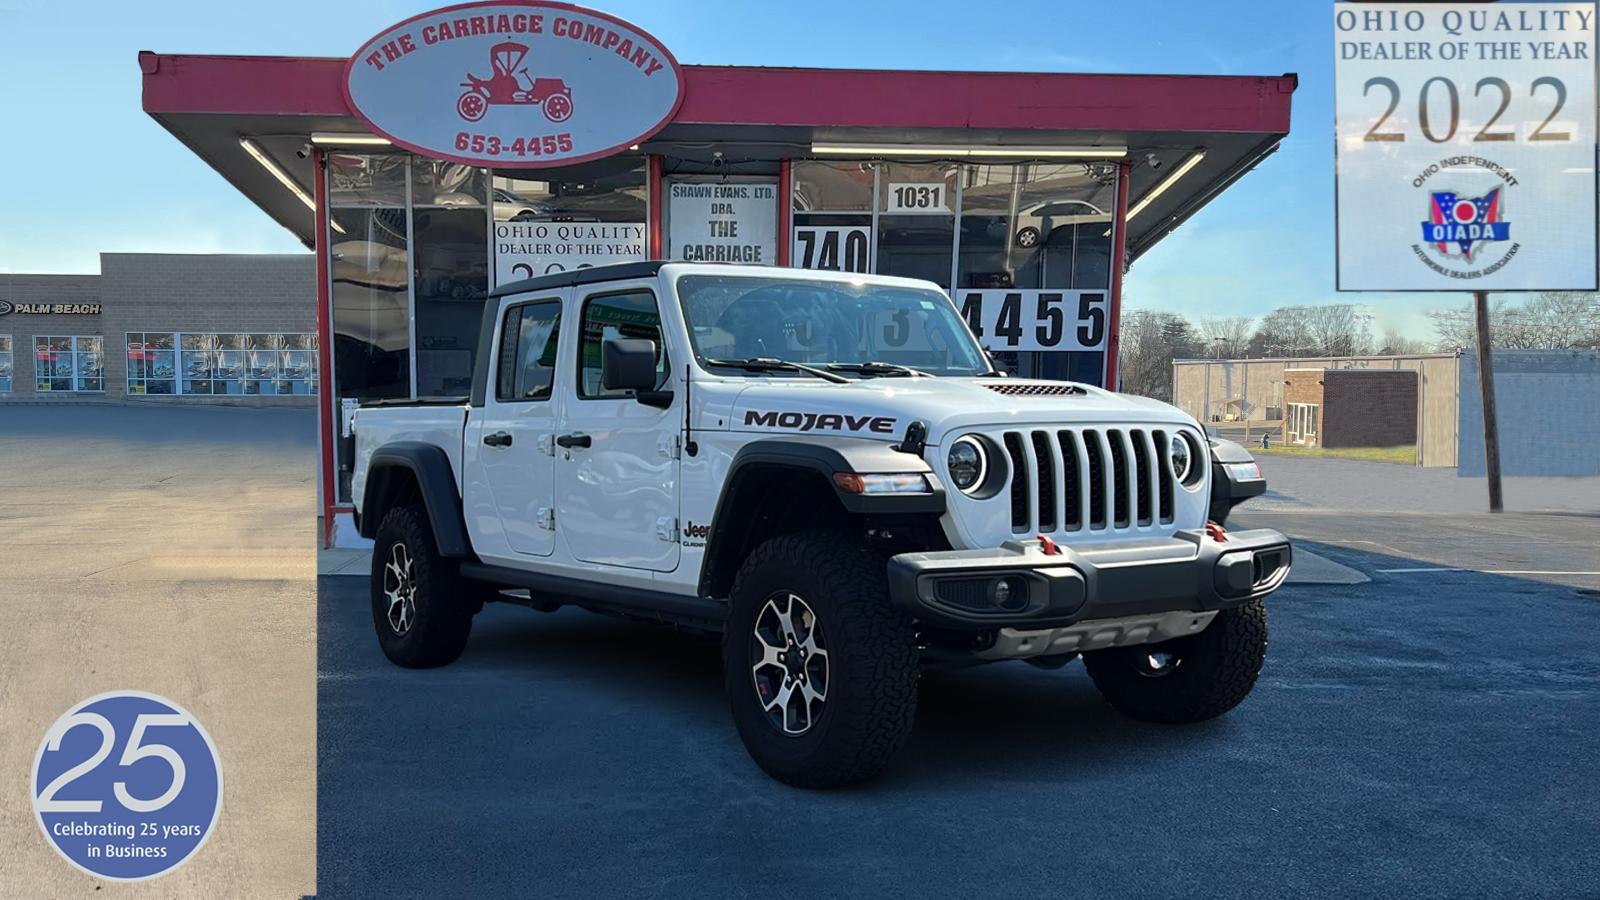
left=0, top=405, right=317, bottom=898
left=318, top=455, right=1600, bottom=899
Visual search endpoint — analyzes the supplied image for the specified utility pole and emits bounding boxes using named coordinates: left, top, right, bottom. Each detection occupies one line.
left=1473, top=290, right=1503, bottom=513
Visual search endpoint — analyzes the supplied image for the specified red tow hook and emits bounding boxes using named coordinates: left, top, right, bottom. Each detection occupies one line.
left=1037, top=534, right=1062, bottom=556
left=1206, top=522, right=1228, bottom=543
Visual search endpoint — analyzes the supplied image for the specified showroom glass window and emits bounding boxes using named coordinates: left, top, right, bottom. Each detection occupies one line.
left=327, top=153, right=411, bottom=503
left=954, top=163, right=1115, bottom=381
left=791, top=161, right=873, bottom=274
left=413, top=159, right=489, bottom=398
left=875, top=163, right=958, bottom=288
left=35, top=336, right=102, bottom=392
left=0, top=335, right=11, bottom=392
left=126, top=332, right=176, bottom=395
left=328, top=153, right=410, bottom=401
left=133, top=332, right=316, bottom=396
left=491, top=157, right=647, bottom=282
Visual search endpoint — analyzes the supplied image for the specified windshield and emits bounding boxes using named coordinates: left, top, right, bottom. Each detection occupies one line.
left=676, top=275, right=989, bottom=376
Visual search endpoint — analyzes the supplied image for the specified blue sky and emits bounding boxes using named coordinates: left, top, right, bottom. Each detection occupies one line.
left=0, top=0, right=1445, bottom=337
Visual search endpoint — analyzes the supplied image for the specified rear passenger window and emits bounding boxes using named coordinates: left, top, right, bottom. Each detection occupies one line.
left=495, top=301, right=561, bottom=402
left=578, top=290, right=668, bottom=398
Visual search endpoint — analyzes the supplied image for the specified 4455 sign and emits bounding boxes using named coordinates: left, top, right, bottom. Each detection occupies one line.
left=956, top=289, right=1107, bottom=352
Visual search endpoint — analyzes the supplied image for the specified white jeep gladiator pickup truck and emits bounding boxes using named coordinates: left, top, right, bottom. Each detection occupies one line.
left=351, top=261, right=1290, bottom=788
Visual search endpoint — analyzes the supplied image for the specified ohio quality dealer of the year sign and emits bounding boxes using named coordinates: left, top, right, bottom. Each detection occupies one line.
left=343, top=1, right=684, bottom=167
left=1334, top=2, right=1598, bottom=291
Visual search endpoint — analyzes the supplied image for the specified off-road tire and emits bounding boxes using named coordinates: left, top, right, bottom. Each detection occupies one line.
left=723, top=531, right=918, bottom=789
left=1082, top=599, right=1267, bottom=723
left=370, top=503, right=474, bottom=669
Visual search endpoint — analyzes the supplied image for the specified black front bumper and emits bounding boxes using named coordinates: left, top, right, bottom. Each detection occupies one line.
left=886, top=528, right=1292, bottom=630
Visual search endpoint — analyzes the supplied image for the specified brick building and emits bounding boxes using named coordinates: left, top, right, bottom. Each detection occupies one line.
left=0, top=253, right=315, bottom=405
left=1282, top=367, right=1417, bottom=449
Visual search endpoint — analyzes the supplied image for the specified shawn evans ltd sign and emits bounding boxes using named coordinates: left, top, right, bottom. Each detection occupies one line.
left=343, top=1, right=685, bottom=168
left=0, top=301, right=100, bottom=316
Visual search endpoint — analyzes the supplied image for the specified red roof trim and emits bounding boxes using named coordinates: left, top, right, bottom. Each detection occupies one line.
left=140, top=52, right=1294, bottom=135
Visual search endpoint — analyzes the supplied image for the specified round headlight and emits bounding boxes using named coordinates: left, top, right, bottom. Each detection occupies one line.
left=947, top=436, right=987, bottom=494
left=1169, top=433, right=1193, bottom=485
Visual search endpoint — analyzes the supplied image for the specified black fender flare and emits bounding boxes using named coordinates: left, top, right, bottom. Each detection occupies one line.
left=696, top=438, right=944, bottom=597
left=360, top=442, right=472, bottom=558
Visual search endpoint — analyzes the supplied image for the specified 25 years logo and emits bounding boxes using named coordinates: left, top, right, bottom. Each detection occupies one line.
left=32, top=691, right=223, bottom=881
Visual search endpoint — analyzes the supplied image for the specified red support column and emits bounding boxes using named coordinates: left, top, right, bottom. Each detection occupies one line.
left=777, top=159, right=793, bottom=266
left=647, top=154, right=664, bottom=259
left=1102, top=158, right=1133, bottom=391
left=312, top=149, right=338, bottom=549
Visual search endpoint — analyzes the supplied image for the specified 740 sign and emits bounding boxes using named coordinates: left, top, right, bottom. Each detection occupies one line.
left=956, top=289, right=1106, bottom=352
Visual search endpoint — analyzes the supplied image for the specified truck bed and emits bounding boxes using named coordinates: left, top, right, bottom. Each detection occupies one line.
left=351, top=402, right=472, bottom=513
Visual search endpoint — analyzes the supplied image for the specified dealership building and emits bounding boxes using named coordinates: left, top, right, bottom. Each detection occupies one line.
left=0, top=253, right=315, bottom=404
left=136, top=1, right=1296, bottom=543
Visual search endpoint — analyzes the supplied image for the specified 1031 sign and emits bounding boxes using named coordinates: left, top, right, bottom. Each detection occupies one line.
left=956, top=289, right=1106, bottom=352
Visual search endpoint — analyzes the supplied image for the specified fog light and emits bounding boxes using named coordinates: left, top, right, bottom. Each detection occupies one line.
left=991, top=577, right=1027, bottom=611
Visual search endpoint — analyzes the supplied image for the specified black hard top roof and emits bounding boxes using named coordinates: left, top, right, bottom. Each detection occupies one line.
left=489, top=261, right=670, bottom=298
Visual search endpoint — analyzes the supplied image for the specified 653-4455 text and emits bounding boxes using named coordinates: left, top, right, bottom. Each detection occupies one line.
left=454, top=131, right=574, bottom=158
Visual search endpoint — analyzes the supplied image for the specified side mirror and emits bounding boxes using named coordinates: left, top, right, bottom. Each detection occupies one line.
left=601, top=338, right=672, bottom=408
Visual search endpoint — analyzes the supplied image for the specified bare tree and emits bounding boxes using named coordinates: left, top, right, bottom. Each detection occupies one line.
left=1376, top=327, right=1431, bottom=356
left=1248, top=304, right=1373, bottom=357
left=1428, top=292, right=1600, bottom=350
left=1303, top=304, right=1374, bottom=356
left=1119, top=309, right=1200, bottom=400
left=1196, top=316, right=1255, bottom=358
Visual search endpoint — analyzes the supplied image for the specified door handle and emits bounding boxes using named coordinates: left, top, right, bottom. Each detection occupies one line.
left=555, top=432, right=591, bottom=449
left=483, top=431, right=513, bottom=448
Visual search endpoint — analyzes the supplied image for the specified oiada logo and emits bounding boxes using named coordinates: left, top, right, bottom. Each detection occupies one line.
left=1416, top=184, right=1515, bottom=278
left=343, top=1, right=684, bottom=168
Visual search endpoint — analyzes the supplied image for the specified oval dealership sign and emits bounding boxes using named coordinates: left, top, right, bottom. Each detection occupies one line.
left=343, top=1, right=684, bottom=168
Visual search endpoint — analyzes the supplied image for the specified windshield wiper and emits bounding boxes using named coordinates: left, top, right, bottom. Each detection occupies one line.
left=825, top=361, right=934, bottom=378
left=704, top=357, right=851, bottom=384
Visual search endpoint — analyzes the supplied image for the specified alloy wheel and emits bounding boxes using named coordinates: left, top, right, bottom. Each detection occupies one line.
left=750, top=592, right=830, bottom=736
left=382, top=542, right=417, bottom=636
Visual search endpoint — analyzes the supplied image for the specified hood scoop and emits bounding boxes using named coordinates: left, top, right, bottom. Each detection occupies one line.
left=983, top=382, right=1088, bottom=397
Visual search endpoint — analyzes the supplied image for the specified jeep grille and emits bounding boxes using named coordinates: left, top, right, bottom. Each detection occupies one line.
left=1001, top=428, right=1176, bottom=534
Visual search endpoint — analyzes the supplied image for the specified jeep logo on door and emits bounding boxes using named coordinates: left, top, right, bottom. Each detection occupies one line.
left=343, top=1, right=684, bottom=168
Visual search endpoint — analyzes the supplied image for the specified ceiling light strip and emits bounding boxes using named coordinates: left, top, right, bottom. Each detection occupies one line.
left=1126, top=152, right=1207, bottom=221
left=310, top=132, right=394, bottom=146
left=810, top=143, right=1126, bottom=159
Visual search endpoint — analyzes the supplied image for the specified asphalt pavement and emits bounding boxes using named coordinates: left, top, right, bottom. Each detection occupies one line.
left=317, top=454, right=1600, bottom=899
left=0, top=404, right=318, bottom=898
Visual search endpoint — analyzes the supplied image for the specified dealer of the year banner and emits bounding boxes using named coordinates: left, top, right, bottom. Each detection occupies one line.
left=1334, top=2, right=1598, bottom=292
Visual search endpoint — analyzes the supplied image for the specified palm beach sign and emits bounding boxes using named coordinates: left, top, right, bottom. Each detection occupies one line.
left=0, top=301, right=101, bottom=316
left=343, top=1, right=685, bottom=168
